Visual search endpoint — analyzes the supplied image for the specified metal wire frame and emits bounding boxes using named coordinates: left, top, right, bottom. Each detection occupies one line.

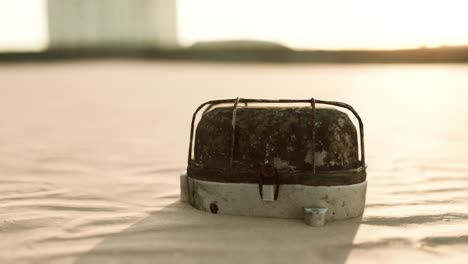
left=188, top=98, right=366, bottom=175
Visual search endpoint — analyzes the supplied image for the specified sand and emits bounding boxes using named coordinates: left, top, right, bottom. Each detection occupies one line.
left=1, top=61, right=468, bottom=264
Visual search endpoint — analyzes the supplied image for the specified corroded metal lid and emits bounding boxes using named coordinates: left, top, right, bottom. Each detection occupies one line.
left=187, top=98, right=366, bottom=187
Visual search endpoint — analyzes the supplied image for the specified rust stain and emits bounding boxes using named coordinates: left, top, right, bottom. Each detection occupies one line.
left=210, top=202, right=219, bottom=214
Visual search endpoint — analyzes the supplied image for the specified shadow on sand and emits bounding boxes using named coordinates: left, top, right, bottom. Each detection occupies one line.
left=75, top=201, right=361, bottom=264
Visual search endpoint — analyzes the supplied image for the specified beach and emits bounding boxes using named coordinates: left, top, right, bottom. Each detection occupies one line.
left=1, top=61, right=468, bottom=263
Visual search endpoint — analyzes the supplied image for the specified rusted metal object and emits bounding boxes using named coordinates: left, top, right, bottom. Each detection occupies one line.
left=189, top=102, right=366, bottom=186
left=182, top=98, right=367, bottom=226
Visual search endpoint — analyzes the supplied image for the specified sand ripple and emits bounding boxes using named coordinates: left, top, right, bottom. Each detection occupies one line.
left=2, top=62, right=468, bottom=263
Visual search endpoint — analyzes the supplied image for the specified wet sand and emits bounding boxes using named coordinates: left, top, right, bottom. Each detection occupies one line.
left=1, top=61, right=468, bottom=263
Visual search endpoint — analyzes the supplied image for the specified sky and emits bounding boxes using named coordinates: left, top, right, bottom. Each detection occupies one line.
left=1, top=0, right=468, bottom=51
left=0, top=0, right=48, bottom=51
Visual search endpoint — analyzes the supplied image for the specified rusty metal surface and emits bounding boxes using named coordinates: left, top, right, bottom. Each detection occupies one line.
left=187, top=164, right=365, bottom=186
left=187, top=98, right=366, bottom=186
left=195, top=107, right=359, bottom=168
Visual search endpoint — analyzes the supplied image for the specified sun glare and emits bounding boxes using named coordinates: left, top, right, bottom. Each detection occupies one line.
left=178, top=0, right=468, bottom=50
left=0, top=0, right=468, bottom=51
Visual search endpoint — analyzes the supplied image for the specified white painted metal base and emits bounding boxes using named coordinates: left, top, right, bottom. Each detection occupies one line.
left=180, top=171, right=366, bottom=226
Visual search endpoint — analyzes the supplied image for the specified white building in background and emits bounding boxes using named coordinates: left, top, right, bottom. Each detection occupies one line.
left=47, top=0, right=177, bottom=50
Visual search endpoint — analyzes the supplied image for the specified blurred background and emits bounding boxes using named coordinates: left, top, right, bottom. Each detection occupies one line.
left=2, top=0, right=467, bottom=163
left=2, top=1, right=468, bottom=263
left=1, top=0, right=468, bottom=61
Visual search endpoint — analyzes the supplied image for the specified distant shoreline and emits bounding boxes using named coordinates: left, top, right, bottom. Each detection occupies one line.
left=1, top=46, right=468, bottom=63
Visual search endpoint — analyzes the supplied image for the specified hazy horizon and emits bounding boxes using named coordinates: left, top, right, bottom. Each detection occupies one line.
left=1, top=0, right=468, bottom=52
